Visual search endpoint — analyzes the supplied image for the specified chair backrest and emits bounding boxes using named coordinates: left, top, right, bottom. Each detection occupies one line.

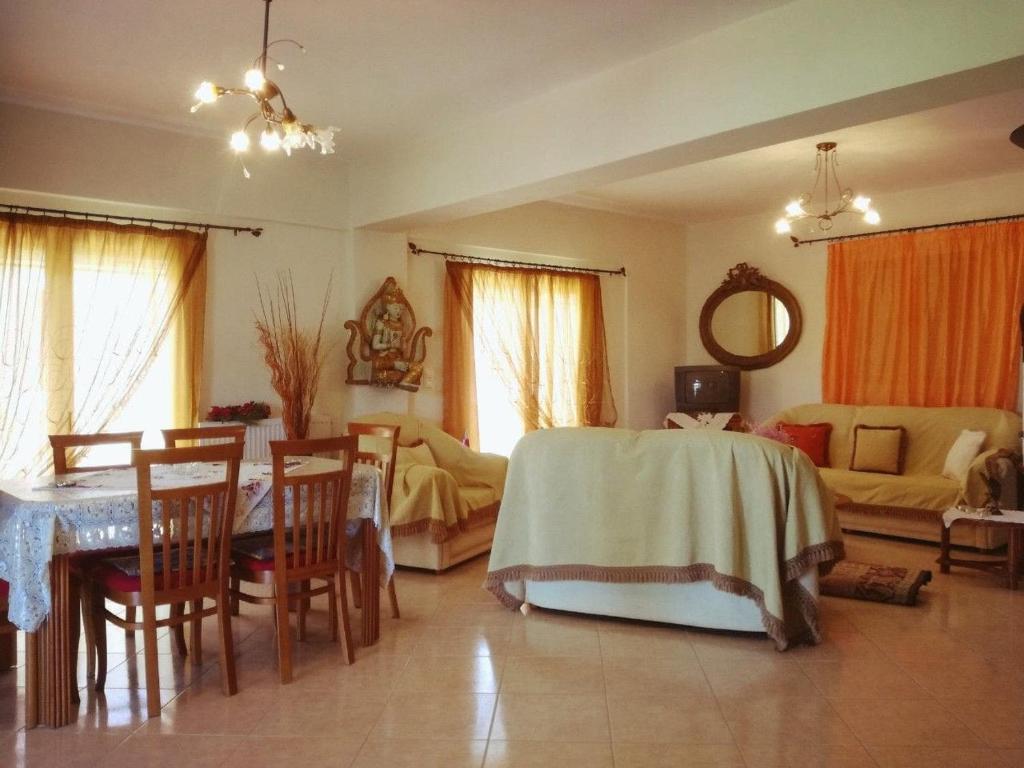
left=133, top=442, right=243, bottom=599
left=269, top=435, right=357, bottom=579
left=49, top=431, right=144, bottom=475
left=161, top=425, right=247, bottom=448
left=347, top=422, right=400, bottom=507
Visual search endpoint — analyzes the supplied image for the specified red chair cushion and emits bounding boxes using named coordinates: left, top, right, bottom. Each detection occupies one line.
left=90, top=562, right=207, bottom=593
left=0, top=579, right=9, bottom=599
left=778, top=422, right=833, bottom=468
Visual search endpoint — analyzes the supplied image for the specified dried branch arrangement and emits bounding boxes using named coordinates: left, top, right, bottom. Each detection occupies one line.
left=254, top=271, right=332, bottom=439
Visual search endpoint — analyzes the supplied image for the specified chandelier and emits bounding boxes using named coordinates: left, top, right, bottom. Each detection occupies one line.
left=774, top=142, right=879, bottom=234
left=190, top=0, right=336, bottom=177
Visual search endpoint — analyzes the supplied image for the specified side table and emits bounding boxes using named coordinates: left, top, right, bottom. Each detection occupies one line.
left=938, top=508, right=1024, bottom=589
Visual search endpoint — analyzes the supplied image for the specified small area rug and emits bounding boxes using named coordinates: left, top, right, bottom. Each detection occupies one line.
left=820, top=561, right=931, bottom=605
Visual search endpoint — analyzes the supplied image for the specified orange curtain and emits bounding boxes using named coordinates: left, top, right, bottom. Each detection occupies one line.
left=443, top=262, right=617, bottom=451
left=822, top=221, right=1024, bottom=410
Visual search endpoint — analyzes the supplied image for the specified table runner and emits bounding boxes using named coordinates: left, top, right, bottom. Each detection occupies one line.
left=0, top=458, right=393, bottom=630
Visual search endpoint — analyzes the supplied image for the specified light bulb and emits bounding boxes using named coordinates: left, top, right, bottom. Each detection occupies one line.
left=774, top=218, right=792, bottom=234
left=852, top=195, right=871, bottom=213
left=194, top=81, right=219, bottom=104
left=229, top=130, right=250, bottom=152
left=243, top=68, right=266, bottom=90
left=784, top=200, right=806, bottom=217
left=863, top=209, right=881, bottom=225
left=260, top=129, right=282, bottom=151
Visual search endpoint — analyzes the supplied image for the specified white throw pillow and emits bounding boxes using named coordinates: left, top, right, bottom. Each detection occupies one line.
left=942, top=429, right=986, bottom=483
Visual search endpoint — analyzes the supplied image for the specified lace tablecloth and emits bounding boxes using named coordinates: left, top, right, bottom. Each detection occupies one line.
left=0, top=458, right=394, bottom=631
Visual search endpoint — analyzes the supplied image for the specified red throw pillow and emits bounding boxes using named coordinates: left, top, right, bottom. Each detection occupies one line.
left=778, top=422, right=832, bottom=468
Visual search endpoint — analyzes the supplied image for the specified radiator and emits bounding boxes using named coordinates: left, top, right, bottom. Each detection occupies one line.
left=198, top=416, right=333, bottom=460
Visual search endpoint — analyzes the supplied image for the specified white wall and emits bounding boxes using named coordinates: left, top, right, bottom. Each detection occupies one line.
left=684, top=170, right=1024, bottom=422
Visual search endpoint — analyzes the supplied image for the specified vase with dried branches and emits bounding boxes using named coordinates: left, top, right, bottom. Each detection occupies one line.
left=254, top=271, right=333, bottom=439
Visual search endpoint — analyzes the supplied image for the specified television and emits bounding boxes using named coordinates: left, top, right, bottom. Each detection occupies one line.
left=674, top=365, right=740, bottom=413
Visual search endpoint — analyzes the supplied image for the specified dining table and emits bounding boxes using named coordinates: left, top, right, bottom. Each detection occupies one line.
left=0, top=456, right=394, bottom=728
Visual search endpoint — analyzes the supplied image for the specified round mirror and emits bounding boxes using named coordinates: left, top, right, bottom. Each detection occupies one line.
left=699, top=263, right=802, bottom=370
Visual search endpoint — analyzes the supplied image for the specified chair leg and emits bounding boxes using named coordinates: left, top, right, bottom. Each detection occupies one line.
left=170, top=604, right=188, bottom=658
left=80, top=583, right=96, bottom=680
left=327, top=580, right=339, bottom=641
left=190, top=599, right=203, bottom=666
left=216, top=584, right=237, bottom=697
left=387, top=577, right=400, bottom=620
left=349, top=571, right=362, bottom=609
left=229, top=575, right=240, bottom=616
left=69, top=579, right=82, bottom=704
left=336, top=566, right=355, bottom=665
left=297, top=580, right=310, bottom=642
left=141, top=605, right=162, bottom=719
left=92, top=594, right=108, bottom=693
left=124, top=606, right=136, bottom=643
left=275, top=582, right=293, bottom=684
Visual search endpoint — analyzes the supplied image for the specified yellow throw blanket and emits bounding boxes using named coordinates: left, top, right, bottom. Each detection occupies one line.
left=485, top=427, right=845, bottom=650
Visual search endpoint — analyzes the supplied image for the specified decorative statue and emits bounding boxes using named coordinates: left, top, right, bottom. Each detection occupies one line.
left=345, top=277, right=431, bottom=391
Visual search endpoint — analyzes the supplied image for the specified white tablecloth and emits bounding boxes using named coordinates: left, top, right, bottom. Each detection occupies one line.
left=0, top=458, right=394, bottom=631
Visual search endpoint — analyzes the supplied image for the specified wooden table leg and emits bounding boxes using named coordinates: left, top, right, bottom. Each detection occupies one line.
left=33, top=554, right=75, bottom=727
left=1009, top=528, right=1021, bottom=591
left=360, top=519, right=380, bottom=646
left=25, top=632, right=38, bottom=729
left=939, top=522, right=951, bottom=574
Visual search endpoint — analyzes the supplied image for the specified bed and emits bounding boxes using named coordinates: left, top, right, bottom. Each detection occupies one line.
left=485, top=427, right=845, bottom=649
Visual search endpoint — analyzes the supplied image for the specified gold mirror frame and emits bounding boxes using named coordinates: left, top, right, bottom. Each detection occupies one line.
left=698, top=263, right=802, bottom=371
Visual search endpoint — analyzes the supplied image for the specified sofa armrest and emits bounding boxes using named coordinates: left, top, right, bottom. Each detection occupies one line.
left=962, top=448, right=1020, bottom=508
left=443, top=450, right=508, bottom=494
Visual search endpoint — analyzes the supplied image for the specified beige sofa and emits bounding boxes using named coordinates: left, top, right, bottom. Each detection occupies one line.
left=353, top=412, right=508, bottom=571
left=768, top=404, right=1020, bottom=550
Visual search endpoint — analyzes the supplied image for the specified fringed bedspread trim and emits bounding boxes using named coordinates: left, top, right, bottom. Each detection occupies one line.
left=391, top=501, right=500, bottom=543
left=783, top=540, right=846, bottom=582
left=483, top=558, right=832, bottom=651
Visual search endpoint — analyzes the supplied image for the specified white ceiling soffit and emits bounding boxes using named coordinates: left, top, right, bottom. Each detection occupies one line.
left=560, top=89, right=1024, bottom=224
left=0, top=0, right=790, bottom=159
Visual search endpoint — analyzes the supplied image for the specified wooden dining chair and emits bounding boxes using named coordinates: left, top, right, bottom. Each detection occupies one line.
left=49, top=431, right=144, bottom=475
left=49, top=430, right=144, bottom=678
left=346, top=422, right=401, bottom=619
left=230, top=436, right=358, bottom=682
left=83, top=441, right=242, bottom=718
left=161, top=425, right=246, bottom=448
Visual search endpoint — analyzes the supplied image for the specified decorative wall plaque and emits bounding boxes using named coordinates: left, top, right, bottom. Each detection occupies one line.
left=344, top=277, right=432, bottom=391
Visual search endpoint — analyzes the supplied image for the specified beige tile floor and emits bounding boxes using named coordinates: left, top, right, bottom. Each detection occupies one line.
left=1, top=532, right=1023, bottom=767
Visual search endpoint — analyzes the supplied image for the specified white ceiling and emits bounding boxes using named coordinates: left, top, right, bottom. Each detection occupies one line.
left=560, top=89, right=1024, bottom=223
left=0, top=0, right=789, bottom=159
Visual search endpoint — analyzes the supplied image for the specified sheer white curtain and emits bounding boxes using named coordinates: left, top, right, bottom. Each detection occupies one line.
left=0, top=214, right=207, bottom=478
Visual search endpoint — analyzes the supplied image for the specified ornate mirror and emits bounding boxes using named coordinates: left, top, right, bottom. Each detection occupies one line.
left=699, top=263, right=802, bottom=370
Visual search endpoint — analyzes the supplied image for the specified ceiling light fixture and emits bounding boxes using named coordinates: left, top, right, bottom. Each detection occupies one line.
left=774, top=142, right=879, bottom=235
left=190, top=0, right=336, bottom=177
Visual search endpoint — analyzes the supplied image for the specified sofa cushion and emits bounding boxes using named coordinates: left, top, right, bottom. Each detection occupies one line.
left=778, top=422, right=832, bottom=467
left=850, top=425, right=906, bottom=475
left=768, top=404, right=858, bottom=469
left=941, top=429, right=986, bottom=483
left=819, top=467, right=960, bottom=512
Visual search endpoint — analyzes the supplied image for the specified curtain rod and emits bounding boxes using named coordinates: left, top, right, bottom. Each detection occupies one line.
left=789, top=211, right=1024, bottom=248
left=408, top=242, right=626, bottom=277
left=1, top=203, right=264, bottom=237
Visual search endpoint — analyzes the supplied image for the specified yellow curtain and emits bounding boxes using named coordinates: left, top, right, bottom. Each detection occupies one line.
left=822, top=221, right=1024, bottom=410
left=443, top=261, right=617, bottom=451
left=0, top=214, right=207, bottom=477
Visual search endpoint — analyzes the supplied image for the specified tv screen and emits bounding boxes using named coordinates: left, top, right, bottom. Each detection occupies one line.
left=674, top=366, right=740, bottom=413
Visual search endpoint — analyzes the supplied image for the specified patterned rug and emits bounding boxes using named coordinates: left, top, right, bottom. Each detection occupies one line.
left=820, top=561, right=932, bottom=605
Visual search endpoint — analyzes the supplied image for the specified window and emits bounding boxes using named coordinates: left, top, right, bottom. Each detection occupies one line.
left=0, top=215, right=206, bottom=477
left=443, top=261, right=616, bottom=455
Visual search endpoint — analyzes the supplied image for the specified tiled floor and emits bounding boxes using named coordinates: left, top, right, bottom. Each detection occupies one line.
left=2, top=533, right=1023, bottom=767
